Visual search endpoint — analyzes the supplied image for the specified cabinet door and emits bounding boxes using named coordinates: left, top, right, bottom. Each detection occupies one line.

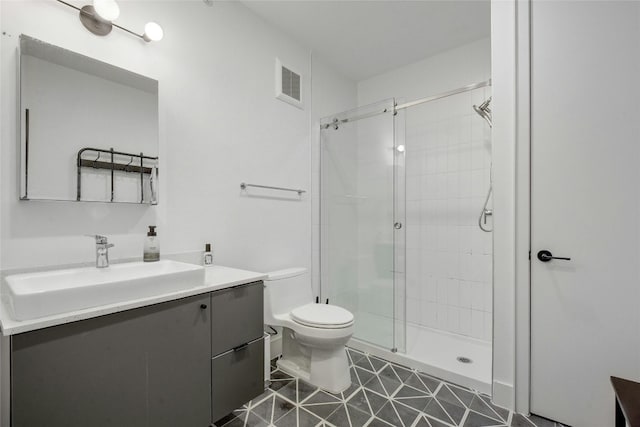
left=211, top=337, right=265, bottom=422
left=210, top=281, right=263, bottom=356
left=11, top=294, right=211, bottom=427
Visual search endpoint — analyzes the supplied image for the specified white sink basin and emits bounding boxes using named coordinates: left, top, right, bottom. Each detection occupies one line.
left=4, top=260, right=205, bottom=321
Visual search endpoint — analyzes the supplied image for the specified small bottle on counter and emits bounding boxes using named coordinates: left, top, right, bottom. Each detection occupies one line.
left=143, top=226, right=160, bottom=262
left=203, top=243, right=213, bottom=266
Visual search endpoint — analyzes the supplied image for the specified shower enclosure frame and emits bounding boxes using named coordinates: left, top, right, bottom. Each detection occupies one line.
left=319, top=79, right=493, bottom=393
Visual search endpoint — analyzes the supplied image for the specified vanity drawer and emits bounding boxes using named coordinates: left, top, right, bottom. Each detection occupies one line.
left=211, top=336, right=265, bottom=422
left=210, top=281, right=263, bottom=356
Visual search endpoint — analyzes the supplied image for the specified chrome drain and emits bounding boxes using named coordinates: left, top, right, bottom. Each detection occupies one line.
left=457, top=356, right=473, bottom=364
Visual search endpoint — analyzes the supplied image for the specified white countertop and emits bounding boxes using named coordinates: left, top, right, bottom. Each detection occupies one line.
left=0, top=265, right=266, bottom=336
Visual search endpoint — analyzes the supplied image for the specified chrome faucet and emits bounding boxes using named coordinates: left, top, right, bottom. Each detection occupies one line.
left=88, top=235, right=115, bottom=268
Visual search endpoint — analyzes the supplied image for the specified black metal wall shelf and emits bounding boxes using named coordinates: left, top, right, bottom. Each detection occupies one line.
left=76, top=147, right=158, bottom=203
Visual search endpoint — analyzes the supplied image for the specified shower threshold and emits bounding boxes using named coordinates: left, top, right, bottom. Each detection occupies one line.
left=348, top=323, right=492, bottom=394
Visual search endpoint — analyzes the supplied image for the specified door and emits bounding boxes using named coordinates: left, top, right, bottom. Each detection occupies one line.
left=320, top=99, right=406, bottom=352
left=530, top=2, right=640, bottom=426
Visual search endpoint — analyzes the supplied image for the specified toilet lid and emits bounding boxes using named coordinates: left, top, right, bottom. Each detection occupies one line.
left=291, top=304, right=354, bottom=329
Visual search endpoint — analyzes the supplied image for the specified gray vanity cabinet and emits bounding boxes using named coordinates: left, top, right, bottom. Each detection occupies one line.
left=11, top=294, right=212, bottom=427
left=10, top=281, right=265, bottom=427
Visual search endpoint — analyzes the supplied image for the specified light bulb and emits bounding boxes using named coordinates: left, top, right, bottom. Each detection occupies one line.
left=143, top=22, right=164, bottom=42
left=93, top=0, right=120, bottom=21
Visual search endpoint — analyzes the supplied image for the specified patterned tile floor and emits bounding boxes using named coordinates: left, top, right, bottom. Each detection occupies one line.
left=215, top=347, right=563, bottom=427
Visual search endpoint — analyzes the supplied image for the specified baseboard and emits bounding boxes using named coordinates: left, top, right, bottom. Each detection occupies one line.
left=492, top=380, right=515, bottom=411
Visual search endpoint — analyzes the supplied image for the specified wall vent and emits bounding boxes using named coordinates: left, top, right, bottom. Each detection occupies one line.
left=275, top=58, right=303, bottom=109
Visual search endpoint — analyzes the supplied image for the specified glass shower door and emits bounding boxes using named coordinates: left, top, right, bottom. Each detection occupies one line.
left=320, top=99, right=405, bottom=352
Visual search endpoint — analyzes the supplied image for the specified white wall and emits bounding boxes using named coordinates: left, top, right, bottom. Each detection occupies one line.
left=0, top=1, right=356, bottom=423
left=357, top=39, right=493, bottom=341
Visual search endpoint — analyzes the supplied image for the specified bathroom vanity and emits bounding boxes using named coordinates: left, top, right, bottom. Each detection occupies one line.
left=1, top=264, right=266, bottom=427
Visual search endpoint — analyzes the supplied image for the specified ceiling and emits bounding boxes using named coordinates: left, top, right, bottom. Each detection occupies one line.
left=241, top=0, right=491, bottom=81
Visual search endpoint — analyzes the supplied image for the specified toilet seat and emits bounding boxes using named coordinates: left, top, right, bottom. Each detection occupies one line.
left=291, top=303, right=354, bottom=329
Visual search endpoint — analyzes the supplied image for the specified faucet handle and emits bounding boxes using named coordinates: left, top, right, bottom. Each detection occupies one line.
left=86, top=234, right=109, bottom=244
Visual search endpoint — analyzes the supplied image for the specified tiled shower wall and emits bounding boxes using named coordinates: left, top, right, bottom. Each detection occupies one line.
left=404, top=88, right=493, bottom=342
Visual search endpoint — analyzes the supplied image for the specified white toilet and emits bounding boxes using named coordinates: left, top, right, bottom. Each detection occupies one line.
left=264, top=267, right=354, bottom=394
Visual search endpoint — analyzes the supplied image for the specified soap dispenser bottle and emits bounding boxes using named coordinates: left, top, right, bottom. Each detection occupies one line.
left=143, top=226, right=160, bottom=262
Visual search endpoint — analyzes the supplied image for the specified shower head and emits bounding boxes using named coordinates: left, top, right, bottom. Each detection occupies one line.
left=473, top=96, right=492, bottom=128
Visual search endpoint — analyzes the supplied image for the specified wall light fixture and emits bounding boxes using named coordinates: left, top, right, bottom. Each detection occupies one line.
left=57, top=0, right=164, bottom=42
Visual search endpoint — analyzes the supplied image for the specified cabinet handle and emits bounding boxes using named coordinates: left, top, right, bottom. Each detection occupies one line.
left=200, top=304, right=208, bottom=309
left=233, top=343, right=248, bottom=352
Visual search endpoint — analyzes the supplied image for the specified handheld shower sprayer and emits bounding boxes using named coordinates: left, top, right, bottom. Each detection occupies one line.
left=473, top=96, right=492, bottom=128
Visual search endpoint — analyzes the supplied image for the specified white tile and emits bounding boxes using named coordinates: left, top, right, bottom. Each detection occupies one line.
left=459, top=308, right=472, bottom=336
left=425, top=275, right=437, bottom=302
left=459, top=226, right=473, bottom=254
left=421, top=300, right=437, bottom=328
left=446, top=173, right=459, bottom=198
left=459, top=280, right=472, bottom=308
left=471, top=310, right=484, bottom=339
left=447, top=306, right=461, bottom=334
left=406, top=298, right=420, bottom=324
left=458, top=170, right=472, bottom=198
left=447, top=278, right=460, bottom=307
left=437, top=304, right=448, bottom=329
left=483, top=312, right=493, bottom=342
left=471, top=282, right=484, bottom=311
left=437, top=277, right=448, bottom=304
left=447, top=147, right=459, bottom=172
left=483, top=281, right=493, bottom=313
left=459, top=253, right=473, bottom=281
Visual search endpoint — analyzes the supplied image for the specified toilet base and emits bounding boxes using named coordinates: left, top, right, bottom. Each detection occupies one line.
left=277, top=328, right=351, bottom=394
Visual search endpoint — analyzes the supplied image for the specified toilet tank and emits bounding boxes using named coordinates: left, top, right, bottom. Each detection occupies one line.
left=264, top=267, right=312, bottom=325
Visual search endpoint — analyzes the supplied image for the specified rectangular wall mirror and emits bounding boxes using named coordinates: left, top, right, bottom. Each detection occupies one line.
left=19, top=34, right=159, bottom=204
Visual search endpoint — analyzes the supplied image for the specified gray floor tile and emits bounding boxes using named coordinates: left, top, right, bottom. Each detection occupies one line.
left=299, top=408, right=323, bottom=427
left=245, top=411, right=269, bottom=427
left=305, top=402, right=342, bottom=420
left=392, top=400, right=423, bottom=427
left=439, top=398, right=466, bottom=425
left=404, top=373, right=431, bottom=393
left=511, top=413, right=536, bottom=427
left=376, top=401, right=404, bottom=426
left=394, top=395, right=432, bottom=413
left=469, top=396, right=503, bottom=422
left=424, top=398, right=455, bottom=425
left=447, top=384, right=476, bottom=407
left=478, top=395, right=510, bottom=422
left=392, top=364, right=415, bottom=383
left=364, top=389, right=390, bottom=414
left=347, top=389, right=374, bottom=414
left=227, top=347, right=567, bottom=427
left=436, top=384, right=467, bottom=409
left=366, top=417, right=396, bottom=427
left=369, top=356, right=388, bottom=372
left=417, top=373, right=442, bottom=394
left=346, top=404, right=374, bottom=427
left=355, top=366, right=377, bottom=386
left=355, top=356, right=377, bottom=372
left=273, top=396, right=296, bottom=422
left=464, top=410, right=504, bottom=427
left=395, top=384, right=430, bottom=398
left=304, top=390, right=342, bottom=405
left=299, top=380, right=319, bottom=402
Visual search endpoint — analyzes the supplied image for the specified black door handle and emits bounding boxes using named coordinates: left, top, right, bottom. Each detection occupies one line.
left=537, top=250, right=571, bottom=262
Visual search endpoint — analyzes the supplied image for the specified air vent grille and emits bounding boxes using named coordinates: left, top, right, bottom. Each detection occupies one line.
left=275, top=58, right=303, bottom=109
left=281, top=66, right=301, bottom=101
